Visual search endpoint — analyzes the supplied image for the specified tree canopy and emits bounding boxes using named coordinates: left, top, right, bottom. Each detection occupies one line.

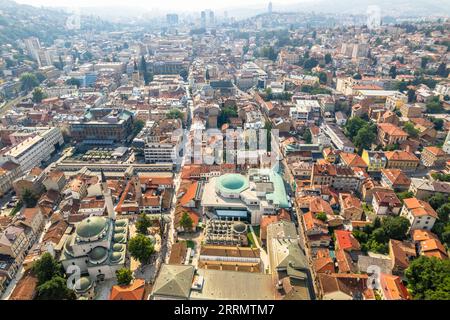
left=180, top=212, right=194, bottom=231
left=116, top=268, right=133, bottom=286
left=405, top=256, right=450, bottom=300
left=20, top=72, right=39, bottom=92
left=32, top=252, right=62, bottom=284
left=128, top=234, right=154, bottom=264
left=403, top=122, right=419, bottom=138
left=136, top=213, right=152, bottom=235
left=35, top=276, right=76, bottom=300
left=32, top=87, right=46, bottom=103
left=32, top=253, right=75, bottom=300
left=353, top=216, right=410, bottom=254
left=22, top=189, right=39, bottom=208
left=167, top=109, right=183, bottom=120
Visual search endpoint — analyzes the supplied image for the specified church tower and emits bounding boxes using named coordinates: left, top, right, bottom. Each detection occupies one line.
left=133, top=175, right=142, bottom=201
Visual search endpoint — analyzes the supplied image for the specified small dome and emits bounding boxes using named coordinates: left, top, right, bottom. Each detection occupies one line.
left=232, top=222, right=247, bottom=234
left=216, top=174, right=249, bottom=195
left=113, top=234, right=125, bottom=243
left=74, top=276, right=93, bottom=293
left=113, top=243, right=125, bottom=252
left=114, top=227, right=126, bottom=234
left=115, top=220, right=127, bottom=227
left=110, top=252, right=123, bottom=263
left=88, top=246, right=108, bottom=263
left=64, top=235, right=74, bottom=256
left=76, top=216, right=108, bottom=239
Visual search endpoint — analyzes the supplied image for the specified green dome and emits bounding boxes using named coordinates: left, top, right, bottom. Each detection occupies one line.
left=114, top=234, right=125, bottom=243
left=75, top=276, right=93, bottom=293
left=88, top=246, right=108, bottom=263
left=76, top=216, right=108, bottom=239
left=217, top=174, right=249, bottom=194
left=115, top=220, right=127, bottom=227
left=110, top=252, right=123, bottom=263
left=232, top=222, right=247, bottom=234
left=114, top=227, right=126, bottom=234
left=64, top=235, right=74, bottom=256
left=113, top=243, right=125, bottom=252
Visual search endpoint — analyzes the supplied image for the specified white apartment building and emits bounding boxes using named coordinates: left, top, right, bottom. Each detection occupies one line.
left=144, top=142, right=176, bottom=163
left=401, top=198, right=438, bottom=231
left=443, top=130, right=450, bottom=154
left=289, top=100, right=320, bottom=122
left=322, top=123, right=355, bottom=153
left=2, top=127, right=63, bottom=173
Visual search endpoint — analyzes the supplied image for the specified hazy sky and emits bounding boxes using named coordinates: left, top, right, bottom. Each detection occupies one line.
left=15, top=0, right=309, bottom=11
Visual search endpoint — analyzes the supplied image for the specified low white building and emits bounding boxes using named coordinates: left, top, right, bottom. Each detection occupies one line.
left=1, top=127, right=63, bottom=173
left=289, top=100, right=320, bottom=122
left=401, top=198, right=438, bottom=231
left=201, top=169, right=290, bottom=225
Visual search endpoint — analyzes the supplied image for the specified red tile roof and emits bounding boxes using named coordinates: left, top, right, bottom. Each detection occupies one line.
left=335, top=230, right=361, bottom=251
left=109, top=279, right=146, bottom=300
left=380, top=273, right=410, bottom=300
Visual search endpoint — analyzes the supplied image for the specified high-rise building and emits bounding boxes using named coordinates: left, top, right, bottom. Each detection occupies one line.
left=268, top=2, right=273, bottom=14
left=201, top=11, right=206, bottom=28
left=166, top=13, right=179, bottom=26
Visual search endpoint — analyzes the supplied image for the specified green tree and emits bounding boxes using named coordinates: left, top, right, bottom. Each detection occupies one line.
left=395, top=80, right=408, bottom=93
left=180, top=212, right=194, bottom=231
left=426, top=97, right=444, bottom=114
left=437, top=62, right=449, bottom=78
left=128, top=234, right=154, bottom=264
left=264, top=120, right=273, bottom=152
left=421, top=57, right=430, bottom=69
left=303, top=58, right=318, bottom=70
left=32, top=253, right=62, bottom=285
left=316, top=212, right=327, bottom=222
left=317, top=72, right=327, bottom=84
left=403, top=122, right=419, bottom=138
left=20, top=72, right=39, bottom=92
left=324, top=53, right=332, bottom=65
left=405, top=256, right=450, bottom=300
left=36, top=276, right=76, bottom=300
left=218, top=105, right=238, bottom=127
left=32, top=87, right=46, bottom=103
left=382, top=216, right=410, bottom=240
left=396, top=191, right=414, bottom=202
left=431, top=173, right=450, bottom=183
left=430, top=117, right=444, bottom=130
left=427, top=193, right=448, bottom=210
left=436, top=204, right=450, bottom=223
left=344, top=117, right=366, bottom=138
left=303, top=128, right=312, bottom=144
left=353, top=125, right=376, bottom=150
left=132, top=119, right=145, bottom=137
left=116, top=268, right=133, bottom=286
left=22, top=189, right=38, bottom=208
left=353, top=73, right=362, bottom=80
left=407, top=89, right=416, bottom=103
left=167, top=109, right=183, bottom=120
left=136, top=213, right=151, bottom=235
left=389, top=65, right=397, bottom=79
